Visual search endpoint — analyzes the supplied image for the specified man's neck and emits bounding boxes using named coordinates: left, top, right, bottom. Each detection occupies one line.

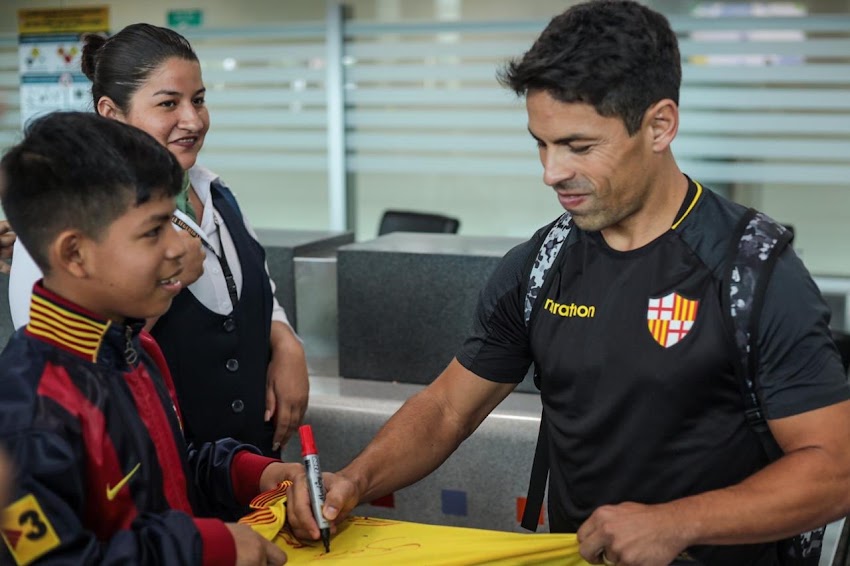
left=600, top=165, right=689, bottom=252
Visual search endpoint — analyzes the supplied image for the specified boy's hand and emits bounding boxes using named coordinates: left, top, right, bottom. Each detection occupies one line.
left=177, top=229, right=205, bottom=287
left=0, top=220, right=15, bottom=274
left=258, top=462, right=303, bottom=493
left=226, top=523, right=287, bottom=566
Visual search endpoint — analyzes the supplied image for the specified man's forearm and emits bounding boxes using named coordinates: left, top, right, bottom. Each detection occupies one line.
left=338, top=359, right=515, bottom=504
left=668, top=445, right=850, bottom=548
left=338, top=387, right=469, bottom=504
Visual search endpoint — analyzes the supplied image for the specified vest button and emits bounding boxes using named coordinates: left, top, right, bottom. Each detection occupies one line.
left=223, top=318, right=236, bottom=332
left=226, top=358, right=239, bottom=372
left=231, top=399, right=244, bottom=413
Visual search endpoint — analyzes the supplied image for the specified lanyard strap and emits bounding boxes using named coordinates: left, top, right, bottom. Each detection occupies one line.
left=171, top=215, right=239, bottom=310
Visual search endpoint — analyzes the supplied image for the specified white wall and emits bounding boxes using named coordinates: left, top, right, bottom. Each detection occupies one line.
left=760, top=187, right=850, bottom=276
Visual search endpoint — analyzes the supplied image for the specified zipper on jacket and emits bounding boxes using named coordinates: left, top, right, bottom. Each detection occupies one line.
left=124, top=326, right=138, bottom=366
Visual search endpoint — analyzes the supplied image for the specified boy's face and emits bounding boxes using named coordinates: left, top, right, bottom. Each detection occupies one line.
left=77, top=193, right=185, bottom=323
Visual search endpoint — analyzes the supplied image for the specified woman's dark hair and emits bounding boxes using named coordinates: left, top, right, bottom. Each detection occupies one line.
left=81, top=23, right=198, bottom=114
left=499, top=0, right=681, bottom=135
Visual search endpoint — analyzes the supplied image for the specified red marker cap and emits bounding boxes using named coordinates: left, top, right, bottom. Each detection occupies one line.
left=299, top=424, right=317, bottom=457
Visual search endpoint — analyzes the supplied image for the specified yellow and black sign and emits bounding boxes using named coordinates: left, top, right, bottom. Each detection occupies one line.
left=18, top=7, right=109, bottom=35
left=1, top=494, right=61, bottom=565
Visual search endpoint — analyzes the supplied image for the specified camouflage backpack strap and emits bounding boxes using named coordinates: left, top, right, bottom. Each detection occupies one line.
left=722, top=208, right=792, bottom=460
left=523, top=212, right=574, bottom=325
left=723, top=209, right=823, bottom=565
left=521, top=211, right=572, bottom=532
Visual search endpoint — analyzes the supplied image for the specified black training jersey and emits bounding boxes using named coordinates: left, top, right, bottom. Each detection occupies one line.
left=457, top=178, right=849, bottom=565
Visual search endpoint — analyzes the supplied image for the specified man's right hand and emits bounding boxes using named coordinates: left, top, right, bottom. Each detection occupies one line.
left=225, top=523, right=287, bottom=566
left=286, top=470, right=359, bottom=542
left=286, top=359, right=516, bottom=544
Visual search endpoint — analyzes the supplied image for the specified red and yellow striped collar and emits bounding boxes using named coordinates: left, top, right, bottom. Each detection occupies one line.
left=25, top=282, right=112, bottom=363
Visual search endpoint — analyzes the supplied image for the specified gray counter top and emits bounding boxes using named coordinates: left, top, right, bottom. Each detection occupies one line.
left=339, top=232, right=523, bottom=257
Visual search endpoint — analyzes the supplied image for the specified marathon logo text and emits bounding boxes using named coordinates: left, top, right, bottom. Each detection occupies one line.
left=543, top=299, right=596, bottom=318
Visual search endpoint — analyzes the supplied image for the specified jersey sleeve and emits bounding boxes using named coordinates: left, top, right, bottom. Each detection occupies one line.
left=756, top=248, right=850, bottom=419
left=185, top=439, right=278, bottom=521
left=455, top=237, right=538, bottom=383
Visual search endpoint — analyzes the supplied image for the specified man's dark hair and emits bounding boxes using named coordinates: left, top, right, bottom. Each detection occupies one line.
left=0, top=112, right=183, bottom=274
left=499, top=0, right=681, bottom=135
left=82, top=23, right=198, bottom=114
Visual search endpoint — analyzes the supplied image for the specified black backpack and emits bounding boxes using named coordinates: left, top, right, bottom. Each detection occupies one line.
left=519, top=208, right=822, bottom=565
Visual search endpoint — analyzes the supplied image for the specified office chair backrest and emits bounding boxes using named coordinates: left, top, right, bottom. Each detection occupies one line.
left=378, top=210, right=460, bottom=236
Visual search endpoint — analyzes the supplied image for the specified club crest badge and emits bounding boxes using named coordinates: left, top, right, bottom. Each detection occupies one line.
left=647, top=292, right=699, bottom=348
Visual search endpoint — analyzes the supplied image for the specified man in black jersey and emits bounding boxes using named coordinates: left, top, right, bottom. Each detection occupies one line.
left=288, top=2, right=850, bottom=565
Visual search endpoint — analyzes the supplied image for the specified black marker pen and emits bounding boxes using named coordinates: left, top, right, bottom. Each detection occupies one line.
left=299, top=424, right=330, bottom=552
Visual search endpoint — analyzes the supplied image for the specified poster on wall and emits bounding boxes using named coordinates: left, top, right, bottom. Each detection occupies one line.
left=17, top=7, right=109, bottom=129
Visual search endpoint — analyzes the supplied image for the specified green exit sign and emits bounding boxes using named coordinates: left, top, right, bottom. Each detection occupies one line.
left=167, top=9, right=203, bottom=28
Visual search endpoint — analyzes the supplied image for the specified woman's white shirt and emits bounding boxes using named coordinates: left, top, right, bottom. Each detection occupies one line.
left=9, top=239, right=40, bottom=329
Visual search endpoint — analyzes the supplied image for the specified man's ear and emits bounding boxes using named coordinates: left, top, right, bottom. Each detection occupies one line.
left=644, top=99, right=679, bottom=153
left=49, top=230, right=90, bottom=279
left=96, top=96, right=125, bottom=122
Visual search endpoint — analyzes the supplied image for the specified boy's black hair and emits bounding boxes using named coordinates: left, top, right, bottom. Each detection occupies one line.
left=498, top=0, right=681, bottom=135
left=0, top=111, right=183, bottom=274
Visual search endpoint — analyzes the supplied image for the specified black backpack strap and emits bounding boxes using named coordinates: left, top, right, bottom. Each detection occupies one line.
left=520, top=212, right=572, bottom=532
left=722, top=208, right=792, bottom=461
left=722, top=209, right=824, bottom=565
left=522, top=411, right=549, bottom=531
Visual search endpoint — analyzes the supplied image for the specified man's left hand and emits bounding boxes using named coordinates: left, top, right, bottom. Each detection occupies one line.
left=265, top=322, right=309, bottom=453
left=577, top=501, right=688, bottom=566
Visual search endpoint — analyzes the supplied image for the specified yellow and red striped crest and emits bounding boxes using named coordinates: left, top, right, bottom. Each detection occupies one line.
left=647, top=292, right=699, bottom=348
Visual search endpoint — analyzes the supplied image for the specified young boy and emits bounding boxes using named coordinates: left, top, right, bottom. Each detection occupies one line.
left=0, top=112, right=295, bottom=565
